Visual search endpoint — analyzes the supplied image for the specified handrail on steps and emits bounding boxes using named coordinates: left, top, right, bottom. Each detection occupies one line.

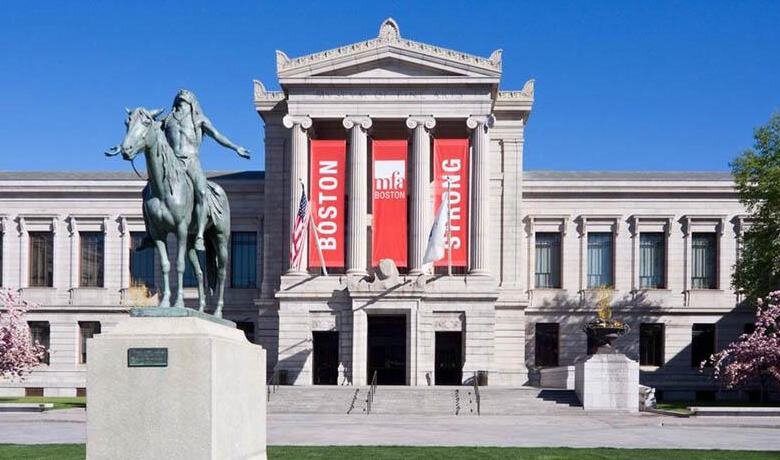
left=267, top=368, right=281, bottom=402
left=366, top=370, right=378, bottom=415
left=472, top=371, right=481, bottom=416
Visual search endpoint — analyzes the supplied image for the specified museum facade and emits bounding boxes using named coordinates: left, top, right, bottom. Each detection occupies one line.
left=0, top=19, right=753, bottom=401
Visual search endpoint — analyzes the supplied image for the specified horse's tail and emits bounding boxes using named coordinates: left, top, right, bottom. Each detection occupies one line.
left=204, top=180, right=230, bottom=294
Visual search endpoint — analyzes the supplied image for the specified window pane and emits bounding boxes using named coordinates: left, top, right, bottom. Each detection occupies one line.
left=692, top=233, right=717, bottom=289
left=28, top=321, right=50, bottom=365
left=640, top=323, right=664, bottom=366
left=535, top=233, right=561, bottom=288
left=639, top=233, right=665, bottom=288
left=691, top=323, right=715, bottom=367
left=80, top=232, right=104, bottom=287
left=534, top=323, right=559, bottom=367
left=79, top=321, right=101, bottom=364
left=587, top=232, right=613, bottom=288
left=130, top=232, right=155, bottom=290
left=29, top=232, right=53, bottom=287
left=183, top=252, right=206, bottom=288
left=231, top=232, right=257, bottom=288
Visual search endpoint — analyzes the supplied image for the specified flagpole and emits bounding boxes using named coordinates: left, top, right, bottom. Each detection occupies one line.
left=446, top=179, right=452, bottom=277
left=301, top=179, right=329, bottom=277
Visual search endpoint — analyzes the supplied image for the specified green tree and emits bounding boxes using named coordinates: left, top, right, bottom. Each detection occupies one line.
left=731, top=113, right=780, bottom=302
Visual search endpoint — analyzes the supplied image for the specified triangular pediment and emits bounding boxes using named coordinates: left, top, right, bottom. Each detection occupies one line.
left=316, top=57, right=462, bottom=78
left=276, top=18, right=502, bottom=80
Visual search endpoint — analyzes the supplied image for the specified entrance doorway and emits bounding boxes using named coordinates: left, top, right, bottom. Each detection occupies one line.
left=367, top=315, right=406, bottom=385
left=435, top=331, right=463, bottom=385
left=312, top=331, right=339, bottom=385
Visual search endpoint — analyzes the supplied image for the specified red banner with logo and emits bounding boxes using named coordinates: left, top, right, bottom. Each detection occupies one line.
left=433, top=139, right=469, bottom=267
left=309, top=140, right=346, bottom=267
left=372, top=140, right=408, bottom=267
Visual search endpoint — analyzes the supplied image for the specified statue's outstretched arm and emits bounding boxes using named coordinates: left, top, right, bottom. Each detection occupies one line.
left=202, top=117, right=250, bottom=159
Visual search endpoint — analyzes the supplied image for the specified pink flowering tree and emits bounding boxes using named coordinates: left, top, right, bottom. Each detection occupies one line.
left=703, top=291, right=780, bottom=402
left=0, top=289, right=46, bottom=379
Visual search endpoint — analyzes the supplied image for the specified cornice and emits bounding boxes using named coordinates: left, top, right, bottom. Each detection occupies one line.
left=497, top=79, right=535, bottom=102
left=276, top=18, right=502, bottom=77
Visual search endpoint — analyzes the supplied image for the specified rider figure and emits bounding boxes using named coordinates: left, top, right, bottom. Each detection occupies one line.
left=163, top=89, right=250, bottom=251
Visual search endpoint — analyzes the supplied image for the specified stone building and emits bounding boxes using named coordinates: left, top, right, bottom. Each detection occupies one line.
left=0, top=19, right=753, bottom=401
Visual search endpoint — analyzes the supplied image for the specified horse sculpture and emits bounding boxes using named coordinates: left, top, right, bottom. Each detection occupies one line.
left=111, top=107, right=231, bottom=317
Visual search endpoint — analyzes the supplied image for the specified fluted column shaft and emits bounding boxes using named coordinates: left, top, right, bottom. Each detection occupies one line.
left=466, top=115, right=495, bottom=276
left=283, top=114, right=312, bottom=275
left=406, top=116, right=436, bottom=274
left=343, top=116, right=372, bottom=275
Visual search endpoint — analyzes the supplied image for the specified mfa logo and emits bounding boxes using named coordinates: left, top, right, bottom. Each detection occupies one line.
left=374, top=160, right=406, bottom=199
left=374, top=160, right=405, bottom=190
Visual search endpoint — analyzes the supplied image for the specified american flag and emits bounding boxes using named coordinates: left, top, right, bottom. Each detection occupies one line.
left=289, top=184, right=310, bottom=270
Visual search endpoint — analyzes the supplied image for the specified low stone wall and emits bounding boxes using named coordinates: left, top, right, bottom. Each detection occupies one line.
left=539, top=366, right=575, bottom=389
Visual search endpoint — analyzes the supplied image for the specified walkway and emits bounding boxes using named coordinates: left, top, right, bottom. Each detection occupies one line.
left=2, top=409, right=780, bottom=450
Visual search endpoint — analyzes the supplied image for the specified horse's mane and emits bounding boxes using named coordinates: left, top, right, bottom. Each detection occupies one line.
left=149, top=121, right=185, bottom=195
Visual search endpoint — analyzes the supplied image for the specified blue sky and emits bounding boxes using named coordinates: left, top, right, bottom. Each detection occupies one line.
left=1, top=1, right=778, bottom=172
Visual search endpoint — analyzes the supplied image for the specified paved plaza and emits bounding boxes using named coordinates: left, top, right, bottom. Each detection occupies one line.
left=2, top=409, right=780, bottom=451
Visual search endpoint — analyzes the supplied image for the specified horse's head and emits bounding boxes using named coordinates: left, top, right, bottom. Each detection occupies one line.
left=121, top=107, right=164, bottom=160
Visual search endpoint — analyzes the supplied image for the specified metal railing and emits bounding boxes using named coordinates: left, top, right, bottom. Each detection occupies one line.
left=267, top=368, right=281, bottom=402
left=366, top=370, right=378, bottom=415
left=472, top=371, right=481, bottom=416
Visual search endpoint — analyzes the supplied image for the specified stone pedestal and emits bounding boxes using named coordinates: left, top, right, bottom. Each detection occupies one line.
left=87, top=312, right=267, bottom=460
left=574, top=352, right=639, bottom=412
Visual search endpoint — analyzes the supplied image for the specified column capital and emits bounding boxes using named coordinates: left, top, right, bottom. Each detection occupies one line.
left=405, top=115, right=436, bottom=130
left=466, top=114, right=495, bottom=131
left=282, top=114, right=312, bottom=130
left=342, top=115, right=372, bottom=130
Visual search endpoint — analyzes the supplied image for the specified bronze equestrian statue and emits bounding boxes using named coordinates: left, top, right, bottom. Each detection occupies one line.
left=106, top=91, right=250, bottom=318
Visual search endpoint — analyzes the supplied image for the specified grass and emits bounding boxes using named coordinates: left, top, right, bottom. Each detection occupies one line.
left=0, top=396, right=86, bottom=410
left=1, top=446, right=779, bottom=460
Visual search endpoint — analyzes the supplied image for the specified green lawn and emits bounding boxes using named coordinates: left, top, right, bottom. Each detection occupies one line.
left=0, top=397, right=86, bottom=410
left=1, top=445, right=779, bottom=460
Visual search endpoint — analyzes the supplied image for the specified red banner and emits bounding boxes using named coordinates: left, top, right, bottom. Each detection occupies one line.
left=433, top=139, right=469, bottom=267
left=309, top=140, right=346, bottom=267
left=372, top=140, right=408, bottom=267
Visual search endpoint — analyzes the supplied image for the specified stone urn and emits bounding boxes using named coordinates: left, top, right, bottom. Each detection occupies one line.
left=583, top=319, right=630, bottom=354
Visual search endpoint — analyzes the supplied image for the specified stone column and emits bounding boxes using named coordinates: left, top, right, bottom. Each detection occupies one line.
left=282, top=114, right=312, bottom=275
left=466, top=115, right=495, bottom=276
left=343, top=116, right=372, bottom=275
left=406, top=116, right=436, bottom=275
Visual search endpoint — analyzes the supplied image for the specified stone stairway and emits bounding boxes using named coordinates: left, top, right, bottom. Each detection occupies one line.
left=267, top=385, right=582, bottom=415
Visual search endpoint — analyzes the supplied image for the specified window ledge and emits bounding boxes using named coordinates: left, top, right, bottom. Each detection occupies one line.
left=634, top=288, right=672, bottom=293
left=532, top=288, right=565, bottom=292
left=689, top=289, right=723, bottom=292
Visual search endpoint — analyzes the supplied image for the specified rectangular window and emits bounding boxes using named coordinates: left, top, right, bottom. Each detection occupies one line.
left=29, top=232, right=53, bottom=287
left=587, top=232, right=614, bottom=288
left=535, top=232, right=561, bottom=288
left=183, top=252, right=206, bottom=288
left=691, top=233, right=717, bottom=289
left=79, top=321, right=101, bottom=364
left=639, top=233, right=665, bottom=288
left=79, top=232, right=104, bottom=287
left=130, top=232, right=155, bottom=290
left=640, top=323, right=664, bottom=366
left=231, top=232, right=257, bottom=288
left=28, top=321, right=50, bottom=365
left=691, top=323, right=715, bottom=367
left=534, top=323, right=559, bottom=367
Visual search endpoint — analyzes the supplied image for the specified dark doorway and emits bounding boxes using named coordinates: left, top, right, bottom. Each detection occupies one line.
left=367, top=315, right=407, bottom=385
left=312, top=331, right=339, bottom=385
left=435, top=331, right=463, bottom=385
